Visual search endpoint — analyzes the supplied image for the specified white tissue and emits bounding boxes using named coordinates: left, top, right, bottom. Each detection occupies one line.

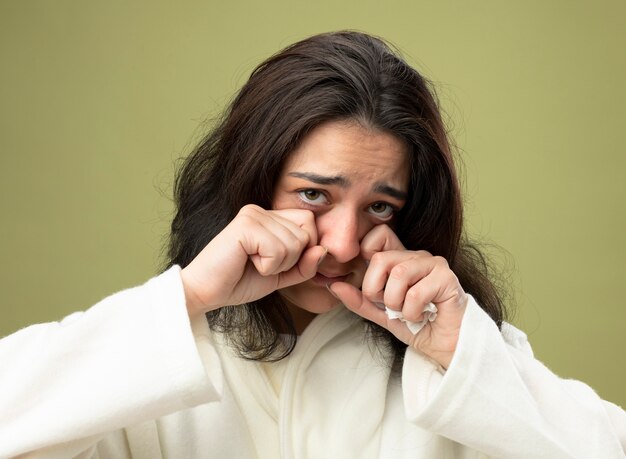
left=375, top=302, right=438, bottom=334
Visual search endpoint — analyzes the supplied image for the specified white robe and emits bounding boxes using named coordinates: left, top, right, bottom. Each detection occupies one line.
left=1, top=266, right=624, bottom=458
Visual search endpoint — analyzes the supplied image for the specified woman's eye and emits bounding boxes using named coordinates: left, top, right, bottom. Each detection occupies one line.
left=298, top=189, right=327, bottom=204
left=368, top=202, right=394, bottom=218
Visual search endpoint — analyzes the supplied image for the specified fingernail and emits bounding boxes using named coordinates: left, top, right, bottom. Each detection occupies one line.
left=316, top=246, right=328, bottom=268
left=325, top=283, right=339, bottom=299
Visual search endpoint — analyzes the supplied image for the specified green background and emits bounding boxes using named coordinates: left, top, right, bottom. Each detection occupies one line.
left=1, top=1, right=624, bottom=408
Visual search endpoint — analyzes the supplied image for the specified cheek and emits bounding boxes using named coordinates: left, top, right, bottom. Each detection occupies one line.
left=271, top=189, right=294, bottom=211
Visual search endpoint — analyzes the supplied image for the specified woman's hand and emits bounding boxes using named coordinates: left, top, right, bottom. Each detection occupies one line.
left=328, top=225, right=468, bottom=369
left=180, top=204, right=327, bottom=317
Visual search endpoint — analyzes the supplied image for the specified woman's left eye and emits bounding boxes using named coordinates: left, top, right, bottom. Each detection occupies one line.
left=298, top=189, right=327, bottom=205
left=368, top=202, right=395, bottom=219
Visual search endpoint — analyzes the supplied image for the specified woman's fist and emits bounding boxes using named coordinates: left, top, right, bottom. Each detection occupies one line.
left=181, top=205, right=327, bottom=316
left=329, top=225, right=467, bottom=368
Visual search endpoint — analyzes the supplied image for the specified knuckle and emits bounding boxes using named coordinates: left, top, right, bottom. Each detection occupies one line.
left=289, top=236, right=306, bottom=253
left=295, top=229, right=310, bottom=246
left=372, top=223, right=391, bottom=235
left=300, top=208, right=315, bottom=223
left=446, top=270, right=459, bottom=286
left=237, top=205, right=266, bottom=225
left=361, top=286, right=380, bottom=298
left=236, top=213, right=256, bottom=227
left=239, top=204, right=262, bottom=215
left=406, top=287, right=422, bottom=302
left=369, top=251, right=385, bottom=265
left=270, top=245, right=287, bottom=261
left=280, top=207, right=313, bottom=224
left=433, top=255, right=449, bottom=268
left=389, top=264, right=408, bottom=279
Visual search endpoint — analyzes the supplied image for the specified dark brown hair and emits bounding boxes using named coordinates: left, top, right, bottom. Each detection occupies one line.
left=167, top=31, right=508, bottom=361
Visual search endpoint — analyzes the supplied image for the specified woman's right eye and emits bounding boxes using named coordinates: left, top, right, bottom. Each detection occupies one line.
left=298, top=189, right=327, bottom=205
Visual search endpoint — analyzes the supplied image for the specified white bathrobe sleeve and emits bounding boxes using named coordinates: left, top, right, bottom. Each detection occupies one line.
left=0, top=266, right=223, bottom=458
left=401, top=296, right=626, bottom=458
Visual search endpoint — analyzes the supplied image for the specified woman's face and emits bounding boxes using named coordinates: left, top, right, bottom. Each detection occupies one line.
left=273, top=120, right=409, bottom=323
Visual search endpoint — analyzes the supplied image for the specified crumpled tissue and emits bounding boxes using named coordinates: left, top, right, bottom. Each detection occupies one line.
left=375, top=302, right=438, bottom=334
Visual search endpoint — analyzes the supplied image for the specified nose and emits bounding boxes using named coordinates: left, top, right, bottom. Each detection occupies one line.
left=316, top=208, right=364, bottom=263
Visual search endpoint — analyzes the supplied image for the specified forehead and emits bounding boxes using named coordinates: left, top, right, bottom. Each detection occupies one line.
left=283, top=120, right=409, bottom=188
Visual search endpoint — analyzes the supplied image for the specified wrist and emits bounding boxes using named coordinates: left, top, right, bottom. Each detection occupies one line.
left=180, top=268, right=206, bottom=318
left=429, top=350, right=454, bottom=370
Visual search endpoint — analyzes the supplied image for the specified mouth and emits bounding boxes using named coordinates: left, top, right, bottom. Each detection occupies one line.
left=311, top=272, right=350, bottom=286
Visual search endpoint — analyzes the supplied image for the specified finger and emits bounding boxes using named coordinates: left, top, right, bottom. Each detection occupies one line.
left=361, top=251, right=405, bottom=303
left=383, top=258, right=437, bottom=311
left=271, top=208, right=318, bottom=247
left=263, top=227, right=308, bottom=275
left=361, top=250, right=429, bottom=307
left=248, top=230, right=295, bottom=275
left=248, top=214, right=311, bottom=274
left=402, top=268, right=465, bottom=322
left=329, top=281, right=412, bottom=343
left=329, top=281, right=390, bottom=327
left=276, top=245, right=327, bottom=289
left=360, top=224, right=405, bottom=261
left=401, top=280, right=436, bottom=322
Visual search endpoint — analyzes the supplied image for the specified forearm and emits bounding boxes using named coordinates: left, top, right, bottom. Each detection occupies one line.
left=0, top=266, right=221, bottom=457
left=402, top=296, right=626, bottom=458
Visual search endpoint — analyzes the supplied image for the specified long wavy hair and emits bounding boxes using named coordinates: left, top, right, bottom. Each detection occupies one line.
left=167, top=31, right=508, bottom=362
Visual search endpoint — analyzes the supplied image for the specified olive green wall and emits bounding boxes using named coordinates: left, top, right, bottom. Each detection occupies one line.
left=1, top=1, right=624, bottom=407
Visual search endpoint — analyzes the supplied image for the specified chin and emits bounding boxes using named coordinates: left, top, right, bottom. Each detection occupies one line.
left=279, top=281, right=342, bottom=314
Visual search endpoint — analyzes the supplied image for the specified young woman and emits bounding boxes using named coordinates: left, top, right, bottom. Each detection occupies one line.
left=2, top=31, right=625, bottom=458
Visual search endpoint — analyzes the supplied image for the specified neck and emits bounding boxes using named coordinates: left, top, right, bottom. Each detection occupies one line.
left=286, top=302, right=317, bottom=335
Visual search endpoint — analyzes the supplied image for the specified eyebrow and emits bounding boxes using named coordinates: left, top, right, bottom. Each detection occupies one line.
left=287, top=172, right=349, bottom=187
left=287, top=171, right=407, bottom=201
left=374, top=184, right=408, bottom=201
